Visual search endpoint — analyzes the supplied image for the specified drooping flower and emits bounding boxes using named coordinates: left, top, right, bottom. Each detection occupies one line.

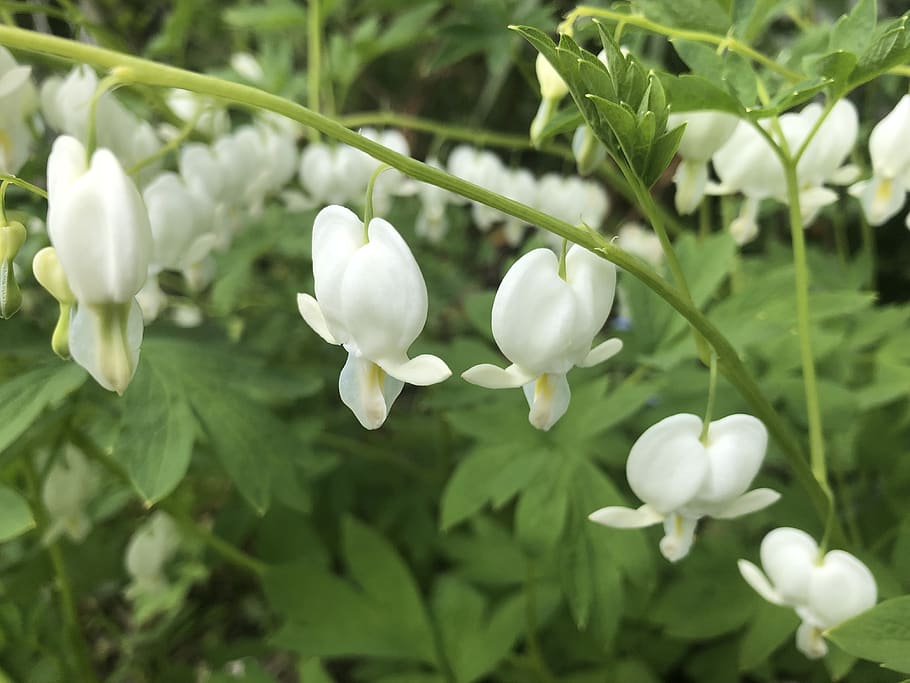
left=848, top=95, right=910, bottom=226
left=617, top=222, right=664, bottom=268
left=589, top=414, right=779, bottom=561
left=711, top=100, right=858, bottom=243
left=415, top=157, right=454, bottom=243
left=42, top=445, right=100, bottom=544
left=462, top=245, right=621, bottom=430
left=738, top=527, right=877, bottom=659
left=125, top=511, right=182, bottom=599
left=666, top=110, right=739, bottom=215
left=0, top=46, right=37, bottom=174
left=46, top=135, right=152, bottom=394
left=297, top=205, right=451, bottom=429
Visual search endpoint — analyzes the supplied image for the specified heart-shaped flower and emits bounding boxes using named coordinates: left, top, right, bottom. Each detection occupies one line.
left=589, top=413, right=779, bottom=561
left=738, top=527, right=877, bottom=659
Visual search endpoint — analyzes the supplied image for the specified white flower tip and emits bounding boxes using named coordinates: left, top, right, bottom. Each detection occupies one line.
left=588, top=504, right=663, bottom=529
left=297, top=292, right=338, bottom=345
left=379, top=354, right=451, bottom=386
left=796, top=621, right=828, bottom=659
left=461, top=363, right=531, bottom=389
left=580, top=337, right=623, bottom=367
left=738, top=559, right=787, bottom=606
left=712, top=488, right=781, bottom=519
left=659, top=533, right=692, bottom=563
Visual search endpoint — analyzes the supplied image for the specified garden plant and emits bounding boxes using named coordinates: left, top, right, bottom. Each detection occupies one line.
left=1, top=0, right=910, bottom=681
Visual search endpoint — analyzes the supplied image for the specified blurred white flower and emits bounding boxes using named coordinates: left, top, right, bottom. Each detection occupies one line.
left=462, top=246, right=621, bottom=430
left=590, top=414, right=778, bottom=562
left=666, top=110, right=739, bottom=215
left=712, top=100, right=858, bottom=243
left=617, top=222, right=663, bottom=267
left=165, top=88, right=229, bottom=139
left=42, top=446, right=99, bottom=544
left=849, top=95, right=910, bottom=225
left=143, top=171, right=216, bottom=273
left=448, top=146, right=506, bottom=231
left=46, top=135, right=151, bottom=394
left=41, top=65, right=161, bottom=177
left=230, top=52, right=265, bottom=83
left=297, top=206, right=451, bottom=429
left=416, top=157, right=453, bottom=243
left=125, top=512, right=182, bottom=599
left=536, top=174, right=609, bottom=250
left=0, top=46, right=37, bottom=174
left=738, top=527, right=877, bottom=658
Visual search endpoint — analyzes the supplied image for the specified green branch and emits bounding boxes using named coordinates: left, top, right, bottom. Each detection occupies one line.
left=0, top=25, right=835, bottom=532
left=563, top=6, right=804, bottom=82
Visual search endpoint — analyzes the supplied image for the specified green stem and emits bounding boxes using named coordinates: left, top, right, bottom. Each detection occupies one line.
left=86, top=73, right=125, bottom=158
left=163, top=505, right=268, bottom=577
left=307, top=0, right=321, bottom=140
left=699, top=353, right=718, bottom=443
left=783, top=160, right=834, bottom=511
left=0, top=25, right=836, bottom=535
left=0, top=179, right=8, bottom=224
left=127, top=107, right=201, bottom=175
left=0, top=172, right=48, bottom=199
left=363, top=164, right=389, bottom=230
left=23, top=458, right=99, bottom=682
left=68, top=430, right=268, bottom=578
left=563, top=6, right=804, bottom=82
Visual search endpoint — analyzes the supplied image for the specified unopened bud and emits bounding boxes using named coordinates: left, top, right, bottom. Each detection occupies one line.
left=572, top=125, right=607, bottom=176
left=33, top=247, right=75, bottom=305
left=0, top=221, right=26, bottom=319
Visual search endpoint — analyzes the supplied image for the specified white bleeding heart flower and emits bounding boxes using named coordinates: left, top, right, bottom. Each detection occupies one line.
left=297, top=205, right=451, bottom=429
left=41, top=445, right=99, bottom=544
left=143, top=171, right=216, bottom=273
left=46, top=135, right=152, bottom=394
left=589, top=413, right=778, bottom=562
left=710, top=100, right=858, bottom=242
left=617, top=222, right=664, bottom=268
left=849, top=95, right=910, bottom=225
left=416, top=157, right=454, bottom=243
left=125, top=511, right=182, bottom=599
left=447, top=146, right=507, bottom=230
left=0, top=46, right=36, bottom=174
left=738, top=527, right=877, bottom=659
left=462, top=245, right=621, bottom=431
left=500, top=167, right=538, bottom=246
left=666, top=110, right=739, bottom=215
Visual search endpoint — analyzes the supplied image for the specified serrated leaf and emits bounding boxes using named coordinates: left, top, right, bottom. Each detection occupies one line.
left=0, top=484, right=34, bottom=542
left=827, top=596, right=910, bottom=673
left=0, top=363, right=86, bottom=457
left=850, top=14, right=910, bottom=87
left=829, top=0, right=877, bottom=55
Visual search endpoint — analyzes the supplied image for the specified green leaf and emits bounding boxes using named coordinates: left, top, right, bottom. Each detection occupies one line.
left=829, top=0, right=877, bottom=55
left=440, top=445, right=547, bottom=531
left=739, top=601, right=800, bottom=670
left=827, top=596, right=910, bottom=673
left=0, top=363, right=86, bottom=457
left=633, top=0, right=732, bottom=34
left=0, top=484, right=34, bottom=542
left=432, top=578, right=533, bottom=683
left=116, top=355, right=196, bottom=504
left=222, top=1, right=307, bottom=30
left=660, top=74, right=745, bottom=115
left=514, top=459, right=570, bottom=552
left=806, top=51, right=858, bottom=97
left=850, top=14, right=910, bottom=87
left=266, top=520, right=438, bottom=664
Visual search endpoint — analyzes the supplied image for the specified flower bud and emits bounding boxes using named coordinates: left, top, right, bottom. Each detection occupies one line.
left=33, top=246, right=75, bottom=359
left=0, top=220, right=26, bottom=318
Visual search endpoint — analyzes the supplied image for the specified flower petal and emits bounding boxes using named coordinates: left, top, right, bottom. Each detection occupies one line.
left=659, top=513, right=698, bottom=562
left=461, top=363, right=535, bottom=389
left=565, top=244, right=617, bottom=360
left=796, top=621, right=828, bottom=659
left=338, top=352, right=404, bottom=430
left=491, top=248, right=578, bottom=375
left=737, top=559, right=787, bottom=606
left=588, top=504, right=663, bottom=528
left=377, top=354, right=451, bottom=386
left=297, top=293, right=339, bottom=345
left=760, top=527, right=818, bottom=606
left=341, top=217, right=428, bottom=360
left=808, top=550, right=877, bottom=630
left=708, top=487, right=781, bottom=519
left=692, top=414, right=768, bottom=507
left=579, top=337, right=623, bottom=367
left=626, top=413, right=707, bottom=515
left=522, top=372, right=570, bottom=431
left=311, top=205, right=365, bottom=343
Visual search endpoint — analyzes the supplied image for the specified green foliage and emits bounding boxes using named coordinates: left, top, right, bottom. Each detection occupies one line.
left=828, top=597, right=910, bottom=673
